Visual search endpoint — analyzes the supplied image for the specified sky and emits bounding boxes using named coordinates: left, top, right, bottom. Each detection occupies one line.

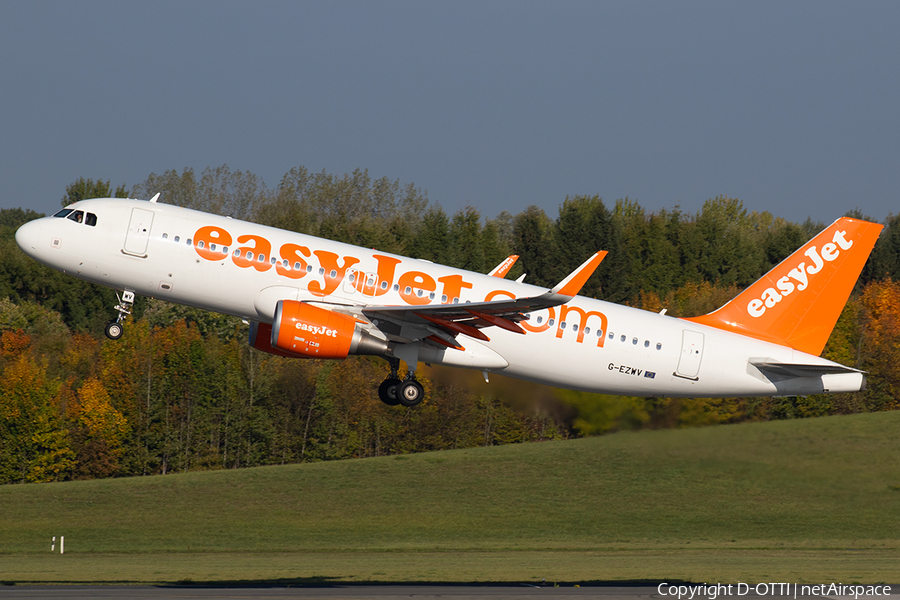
left=2, top=1, right=898, bottom=224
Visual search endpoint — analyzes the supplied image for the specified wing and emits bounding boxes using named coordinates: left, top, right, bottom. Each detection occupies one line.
left=327, top=251, right=607, bottom=349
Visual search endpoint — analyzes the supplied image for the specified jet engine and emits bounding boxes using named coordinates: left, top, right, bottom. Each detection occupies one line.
left=266, top=300, right=388, bottom=359
left=248, top=321, right=305, bottom=358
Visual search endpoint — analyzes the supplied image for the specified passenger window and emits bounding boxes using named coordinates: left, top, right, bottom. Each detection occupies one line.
left=67, top=210, right=84, bottom=223
left=85, top=212, right=97, bottom=226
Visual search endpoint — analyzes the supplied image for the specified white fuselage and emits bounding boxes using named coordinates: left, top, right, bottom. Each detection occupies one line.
left=15, top=198, right=864, bottom=398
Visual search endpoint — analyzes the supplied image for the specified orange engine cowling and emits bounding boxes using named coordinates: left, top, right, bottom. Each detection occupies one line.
left=248, top=321, right=306, bottom=358
left=268, top=300, right=389, bottom=359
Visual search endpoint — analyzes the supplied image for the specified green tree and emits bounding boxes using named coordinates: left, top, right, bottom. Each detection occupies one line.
left=62, top=177, right=128, bottom=206
left=511, top=205, right=559, bottom=288
left=864, top=214, right=900, bottom=282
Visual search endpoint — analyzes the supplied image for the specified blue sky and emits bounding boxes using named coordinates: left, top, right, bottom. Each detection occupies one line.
left=2, top=1, right=898, bottom=224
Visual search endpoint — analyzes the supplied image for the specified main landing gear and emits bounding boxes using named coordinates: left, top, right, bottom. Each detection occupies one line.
left=105, top=290, right=134, bottom=340
left=378, top=357, right=424, bottom=407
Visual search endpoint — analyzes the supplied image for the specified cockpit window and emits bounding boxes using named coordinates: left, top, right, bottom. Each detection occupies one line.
left=85, top=212, right=97, bottom=226
left=67, top=210, right=85, bottom=224
left=54, top=209, right=73, bottom=218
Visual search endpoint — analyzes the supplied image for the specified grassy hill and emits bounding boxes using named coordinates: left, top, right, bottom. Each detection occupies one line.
left=2, top=411, right=899, bottom=584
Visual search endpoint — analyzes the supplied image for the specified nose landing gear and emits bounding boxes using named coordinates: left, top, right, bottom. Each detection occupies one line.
left=105, top=290, right=134, bottom=340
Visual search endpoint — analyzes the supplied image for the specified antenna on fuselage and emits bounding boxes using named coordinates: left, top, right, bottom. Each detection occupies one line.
left=149, top=193, right=160, bottom=203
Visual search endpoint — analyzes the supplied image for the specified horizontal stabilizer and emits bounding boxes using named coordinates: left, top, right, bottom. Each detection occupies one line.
left=750, top=360, right=863, bottom=378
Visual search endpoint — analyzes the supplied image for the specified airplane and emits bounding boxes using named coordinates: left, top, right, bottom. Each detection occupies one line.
left=15, top=195, right=882, bottom=407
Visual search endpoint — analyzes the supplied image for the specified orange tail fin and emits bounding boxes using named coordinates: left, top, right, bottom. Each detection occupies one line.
left=684, top=217, right=883, bottom=355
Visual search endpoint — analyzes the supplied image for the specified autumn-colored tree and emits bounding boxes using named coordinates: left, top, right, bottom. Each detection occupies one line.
left=0, top=355, right=74, bottom=483
left=858, top=279, right=900, bottom=410
left=67, top=377, right=130, bottom=478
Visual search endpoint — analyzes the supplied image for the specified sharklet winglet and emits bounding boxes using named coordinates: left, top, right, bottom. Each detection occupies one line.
left=549, top=251, right=608, bottom=298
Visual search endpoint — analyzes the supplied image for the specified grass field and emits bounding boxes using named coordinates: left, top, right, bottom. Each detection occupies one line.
left=2, top=411, right=899, bottom=584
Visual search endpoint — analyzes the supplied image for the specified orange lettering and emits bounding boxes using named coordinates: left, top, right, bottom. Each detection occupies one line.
left=308, top=251, right=360, bottom=296
left=521, top=307, right=555, bottom=333
left=484, top=289, right=516, bottom=302
left=557, top=305, right=608, bottom=346
left=399, top=271, right=436, bottom=305
left=193, top=226, right=233, bottom=261
left=362, top=255, right=402, bottom=296
left=276, top=243, right=312, bottom=280
left=233, top=234, right=273, bottom=272
left=438, top=274, right=474, bottom=303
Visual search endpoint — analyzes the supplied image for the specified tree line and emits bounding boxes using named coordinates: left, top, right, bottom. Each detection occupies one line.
left=1, top=166, right=899, bottom=484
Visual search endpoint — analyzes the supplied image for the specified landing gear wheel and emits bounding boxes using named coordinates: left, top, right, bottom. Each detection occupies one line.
left=105, top=290, right=134, bottom=341
left=378, top=378, right=402, bottom=406
left=105, top=321, right=124, bottom=340
left=398, top=380, right=425, bottom=407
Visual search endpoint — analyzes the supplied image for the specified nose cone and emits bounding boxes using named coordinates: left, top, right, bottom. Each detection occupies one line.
left=15, top=219, right=43, bottom=258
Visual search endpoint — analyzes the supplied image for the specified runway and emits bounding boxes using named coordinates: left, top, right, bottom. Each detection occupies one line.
left=0, top=585, right=895, bottom=600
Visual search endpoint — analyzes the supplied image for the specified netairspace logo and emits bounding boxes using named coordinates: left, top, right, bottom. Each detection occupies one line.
left=657, top=583, right=892, bottom=600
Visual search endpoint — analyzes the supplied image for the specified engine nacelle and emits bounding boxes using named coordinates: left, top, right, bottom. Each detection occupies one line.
left=270, top=300, right=389, bottom=359
left=248, top=321, right=306, bottom=358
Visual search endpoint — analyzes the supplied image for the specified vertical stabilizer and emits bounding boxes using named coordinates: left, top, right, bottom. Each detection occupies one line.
left=684, top=217, right=882, bottom=355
